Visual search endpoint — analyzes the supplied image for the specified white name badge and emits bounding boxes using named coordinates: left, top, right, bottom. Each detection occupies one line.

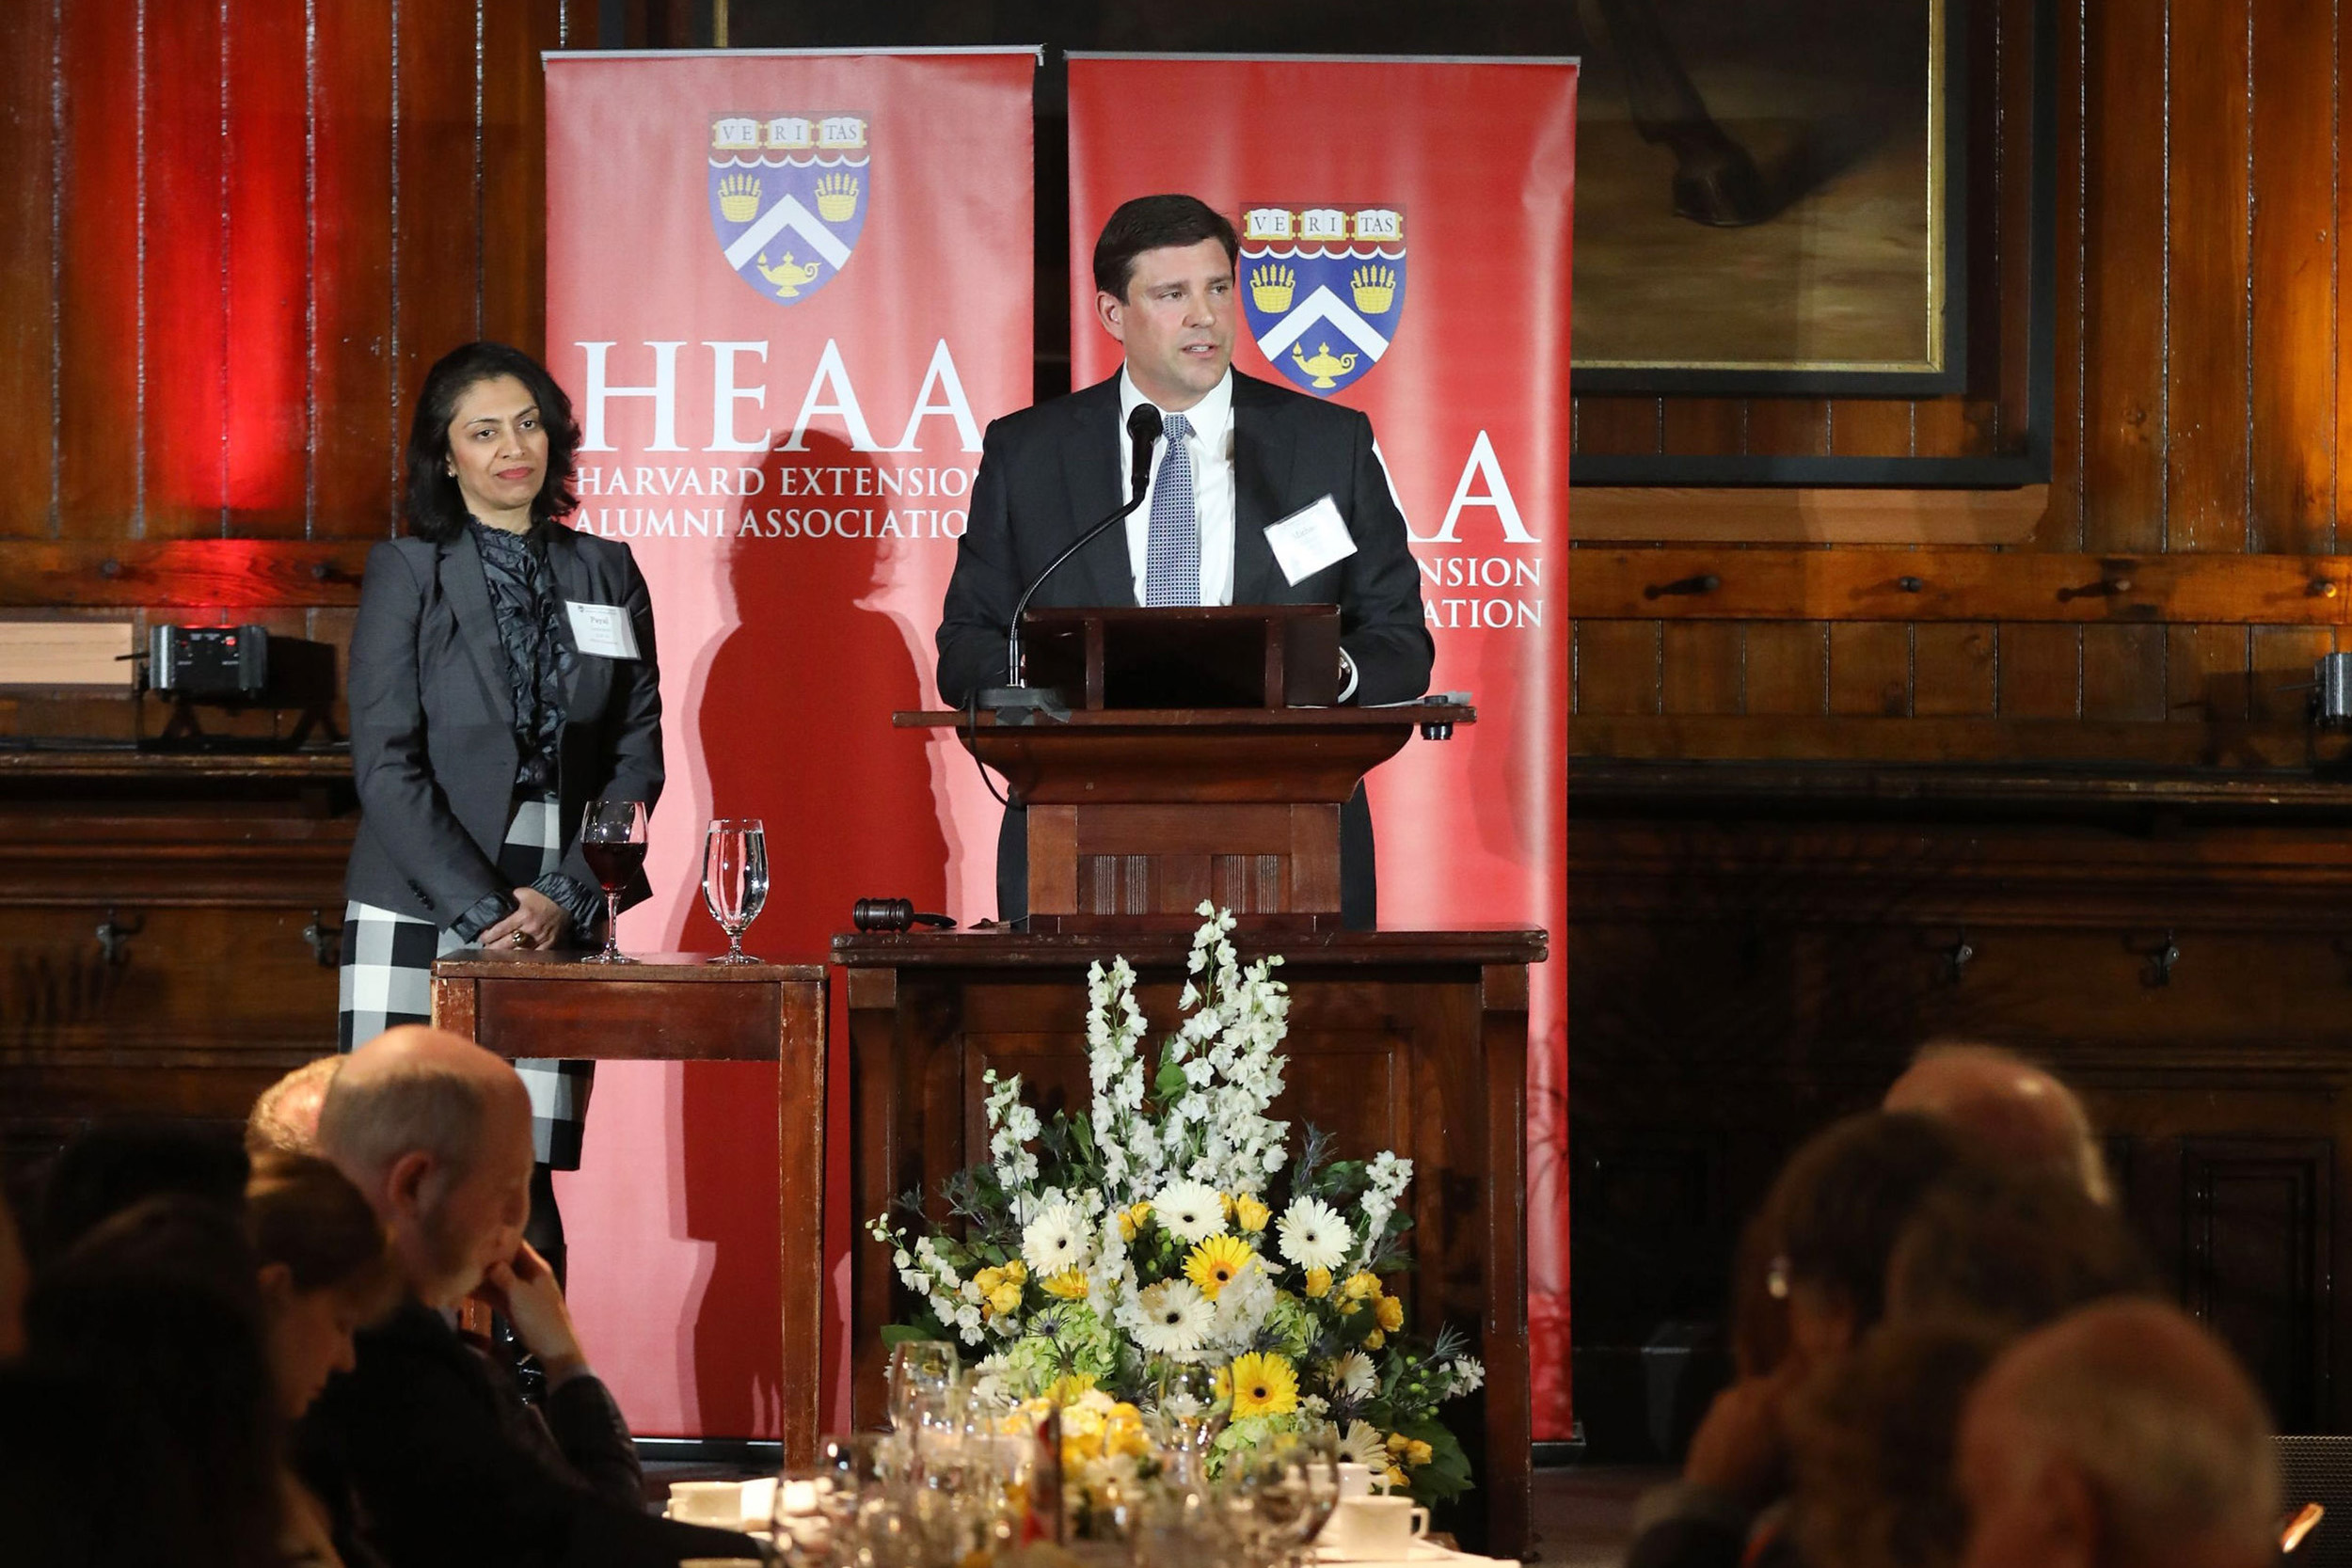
left=1263, top=494, right=1359, bottom=586
left=564, top=601, right=642, bottom=659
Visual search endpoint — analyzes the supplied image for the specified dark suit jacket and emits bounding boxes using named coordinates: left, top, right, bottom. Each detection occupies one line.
left=936, top=371, right=1435, bottom=927
left=342, top=525, right=664, bottom=926
left=296, top=1301, right=755, bottom=1568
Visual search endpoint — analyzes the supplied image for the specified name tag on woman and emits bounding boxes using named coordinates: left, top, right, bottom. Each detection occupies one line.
left=565, top=602, right=642, bottom=659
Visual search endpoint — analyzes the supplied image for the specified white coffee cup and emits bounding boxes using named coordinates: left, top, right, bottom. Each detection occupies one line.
left=666, top=1480, right=745, bottom=1527
left=1319, top=1494, right=1430, bottom=1560
left=1338, top=1462, right=1378, bottom=1499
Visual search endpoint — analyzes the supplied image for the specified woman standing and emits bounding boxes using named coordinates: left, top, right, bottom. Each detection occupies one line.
left=338, top=341, right=662, bottom=1279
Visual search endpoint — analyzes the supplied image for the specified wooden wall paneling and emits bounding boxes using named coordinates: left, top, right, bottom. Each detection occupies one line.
left=1828, top=623, right=1912, bottom=717
left=1996, top=623, right=2081, bottom=717
left=1573, top=621, right=1662, bottom=715
left=226, top=0, right=313, bottom=540
left=0, top=0, right=57, bottom=538
left=391, top=0, right=485, bottom=453
left=1570, top=546, right=2352, bottom=624
left=55, top=0, right=142, bottom=542
left=2169, top=624, right=2254, bottom=721
left=2079, top=624, right=2166, bottom=721
left=2178, top=1137, right=2333, bottom=1431
left=2165, top=0, right=2253, bottom=555
left=312, top=2, right=397, bottom=539
left=481, top=0, right=554, bottom=355
left=2249, top=626, right=2337, bottom=722
left=142, top=0, right=230, bottom=542
left=1575, top=397, right=1661, bottom=459
left=1661, top=399, right=1744, bottom=457
left=1741, top=624, right=1829, bottom=716
left=2079, top=0, right=2167, bottom=556
left=1660, top=624, right=1742, bottom=716
left=1912, top=624, right=1998, bottom=716
left=2035, top=0, right=2085, bottom=544
left=2341, top=0, right=2352, bottom=553
left=1570, top=715, right=2320, bottom=767
left=1990, top=0, right=2044, bottom=450
left=1745, top=399, right=1830, bottom=457
left=2248, top=0, right=2337, bottom=555
left=1827, top=400, right=1915, bottom=460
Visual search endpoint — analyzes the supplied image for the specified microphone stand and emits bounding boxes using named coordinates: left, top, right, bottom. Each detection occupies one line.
left=976, top=404, right=1166, bottom=713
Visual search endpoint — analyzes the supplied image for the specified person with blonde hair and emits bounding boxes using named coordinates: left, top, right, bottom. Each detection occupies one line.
left=248, top=1056, right=343, bottom=1157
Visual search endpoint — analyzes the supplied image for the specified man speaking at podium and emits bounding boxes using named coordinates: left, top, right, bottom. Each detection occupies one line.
left=936, top=193, right=1433, bottom=930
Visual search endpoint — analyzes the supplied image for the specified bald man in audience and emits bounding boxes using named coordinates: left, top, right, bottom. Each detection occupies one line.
left=1956, top=1300, right=2280, bottom=1568
left=246, top=1054, right=342, bottom=1157
left=299, top=1024, right=752, bottom=1568
left=1883, top=1042, right=2112, bottom=1204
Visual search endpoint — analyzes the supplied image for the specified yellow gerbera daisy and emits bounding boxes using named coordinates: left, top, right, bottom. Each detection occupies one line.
left=1184, top=1234, right=1255, bottom=1299
left=1303, top=1266, right=1333, bottom=1298
left=1234, top=1193, right=1272, bottom=1233
left=1046, top=1372, right=1097, bottom=1404
left=1042, top=1267, right=1091, bottom=1300
left=1375, top=1294, right=1406, bottom=1332
left=1229, top=1351, right=1300, bottom=1419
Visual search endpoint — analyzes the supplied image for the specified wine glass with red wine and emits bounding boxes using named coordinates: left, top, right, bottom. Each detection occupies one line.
left=578, top=798, right=648, bottom=964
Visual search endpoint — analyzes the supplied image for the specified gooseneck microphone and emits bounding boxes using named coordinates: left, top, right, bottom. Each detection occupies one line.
left=978, top=404, right=1166, bottom=709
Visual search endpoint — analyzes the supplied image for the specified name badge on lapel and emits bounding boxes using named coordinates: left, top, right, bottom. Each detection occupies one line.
left=1263, top=495, right=1359, bottom=586
left=565, top=602, right=642, bottom=659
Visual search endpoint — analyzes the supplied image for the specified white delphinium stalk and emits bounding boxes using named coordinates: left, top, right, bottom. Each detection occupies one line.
left=1083, top=958, right=1154, bottom=1206
left=1447, top=1356, right=1486, bottom=1397
left=983, top=1069, right=1042, bottom=1201
left=1353, top=1149, right=1415, bottom=1268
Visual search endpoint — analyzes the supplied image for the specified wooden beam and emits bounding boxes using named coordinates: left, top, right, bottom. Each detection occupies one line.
left=0, top=541, right=371, bottom=609
left=1572, top=716, right=2323, bottom=769
left=1570, top=547, right=2352, bottom=625
left=1572, top=484, right=2051, bottom=544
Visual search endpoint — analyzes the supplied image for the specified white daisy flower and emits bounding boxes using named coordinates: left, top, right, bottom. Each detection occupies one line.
left=1020, top=1200, right=1089, bottom=1277
left=1330, top=1349, right=1377, bottom=1399
left=1135, top=1278, right=1213, bottom=1356
left=1337, top=1419, right=1389, bottom=1468
left=1154, top=1180, right=1228, bottom=1244
left=1277, top=1196, right=1350, bottom=1272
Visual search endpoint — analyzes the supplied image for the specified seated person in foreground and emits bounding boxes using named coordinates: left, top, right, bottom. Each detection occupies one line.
left=249, top=1054, right=344, bottom=1158
left=298, top=1024, right=754, bottom=1568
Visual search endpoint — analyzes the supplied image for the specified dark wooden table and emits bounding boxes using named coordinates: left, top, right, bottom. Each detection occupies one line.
left=833, top=926, right=1545, bottom=1558
left=431, top=949, right=827, bottom=1462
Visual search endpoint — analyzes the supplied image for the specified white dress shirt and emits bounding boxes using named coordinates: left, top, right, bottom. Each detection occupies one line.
left=1118, top=368, right=1234, bottom=607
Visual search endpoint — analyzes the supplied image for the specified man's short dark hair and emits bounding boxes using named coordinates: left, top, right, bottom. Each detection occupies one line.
left=1092, top=194, right=1239, bottom=300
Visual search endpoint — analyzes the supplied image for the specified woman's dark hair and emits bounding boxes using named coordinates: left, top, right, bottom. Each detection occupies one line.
left=1766, top=1111, right=1976, bottom=1335
left=25, top=1196, right=280, bottom=1568
left=245, top=1150, right=396, bottom=1309
left=404, top=341, right=581, bottom=543
left=1092, top=194, right=1239, bottom=299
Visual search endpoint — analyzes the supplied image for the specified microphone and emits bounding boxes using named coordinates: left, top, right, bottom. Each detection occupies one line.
left=979, top=403, right=1167, bottom=709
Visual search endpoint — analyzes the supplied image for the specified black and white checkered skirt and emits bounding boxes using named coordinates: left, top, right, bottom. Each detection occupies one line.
left=336, top=794, right=595, bottom=1169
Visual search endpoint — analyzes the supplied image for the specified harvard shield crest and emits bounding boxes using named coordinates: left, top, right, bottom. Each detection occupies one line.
left=707, top=113, right=870, bottom=307
left=1238, top=205, right=1406, bottom=397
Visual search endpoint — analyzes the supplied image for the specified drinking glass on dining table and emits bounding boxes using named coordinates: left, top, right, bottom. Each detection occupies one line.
left=578, top=798, right=647, bottom=964
left=701, top=817, right=769, bottom=964
left=887, top=1339, right=961, bottom=1434
left=1218, top=1429, right=1343, bottom=1568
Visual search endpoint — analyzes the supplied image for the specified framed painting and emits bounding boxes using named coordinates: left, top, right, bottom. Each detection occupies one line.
left=1570, top=0, right=1966, bottom=394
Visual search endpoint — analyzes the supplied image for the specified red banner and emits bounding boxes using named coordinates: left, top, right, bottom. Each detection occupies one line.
left=1067, top=55, right=1578, bottom=1437
left=546, top=49, right=1035, bottom=1437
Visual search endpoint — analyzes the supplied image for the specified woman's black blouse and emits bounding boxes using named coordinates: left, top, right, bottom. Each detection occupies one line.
left=469, top=519, right=575, bottom=794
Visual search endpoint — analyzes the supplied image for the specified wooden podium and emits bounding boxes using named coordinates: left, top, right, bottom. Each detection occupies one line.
left=848, top=606, right=1542, bottom=1556
left=908, top=605, right=1473, bottom=930
left=429, top=950, right=828, bottom=1462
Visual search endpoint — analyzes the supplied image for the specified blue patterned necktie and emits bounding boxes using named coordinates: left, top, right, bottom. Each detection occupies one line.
left=1142, top=411, right=1199, bottom=607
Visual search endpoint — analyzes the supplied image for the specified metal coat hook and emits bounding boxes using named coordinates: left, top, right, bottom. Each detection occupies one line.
left=1944, top=929, right=1975, bottom=983
left=1644, top=573, right=1720, bottom=600
left=95, top=908, right=143, bottom=967
left=2127, top=928, right=2180, bottom=988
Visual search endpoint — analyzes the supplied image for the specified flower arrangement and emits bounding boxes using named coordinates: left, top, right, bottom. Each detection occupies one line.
left=868, top=905, right=1484, bottom=1504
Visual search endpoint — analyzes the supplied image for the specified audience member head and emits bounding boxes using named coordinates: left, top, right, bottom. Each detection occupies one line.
left=34, top=1119, right=248, bottom=1263
left=1887, top=1165, right=2154, bottom=1336
left=315, top=1025, right=533, bottom=1309
left=1787, top=1319, right=2007, bottom=1568
left=1756, top=1111, right=1975, bottom=1370
left=246, top=1054, right=342, bottom=1157
left=0, top=1185, right=24, bottom=1362
left=24, top=1196, right=279, bottom=1568
left=1884, top=1043, right=2111, bottom=1204
left=1957, top=1301, right=2280, bottom=1568
left=245, top=1150, right=397, bottom=1418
